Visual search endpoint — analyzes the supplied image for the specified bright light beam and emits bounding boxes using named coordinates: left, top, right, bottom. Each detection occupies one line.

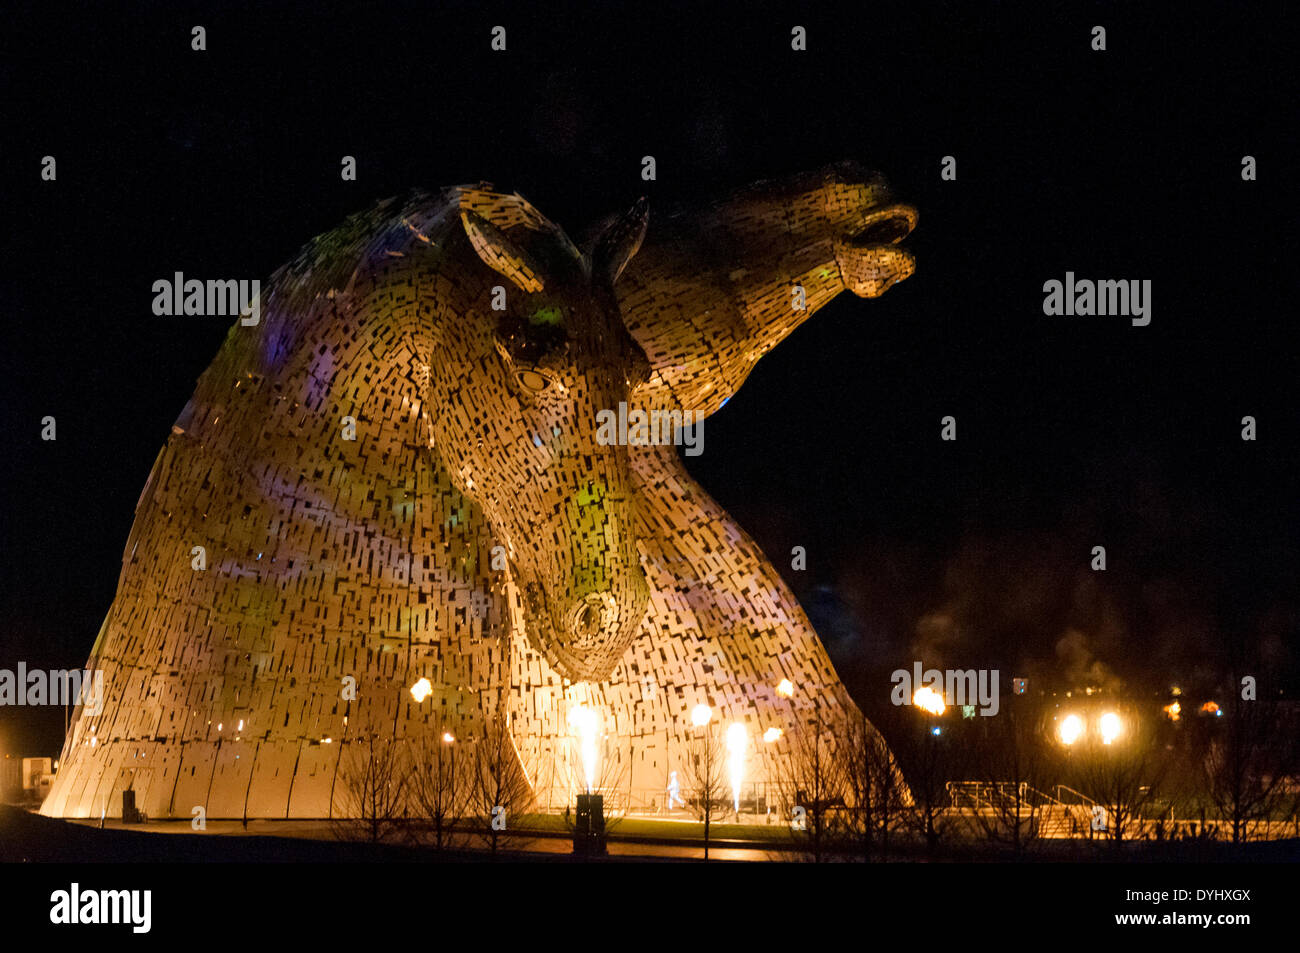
left=570, top=705, right=600, bottom=793
left=726, top=722, right=747, bottom=814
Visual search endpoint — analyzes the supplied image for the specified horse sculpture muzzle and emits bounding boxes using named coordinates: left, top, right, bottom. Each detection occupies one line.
left=521, top=486, right=650, bottom=681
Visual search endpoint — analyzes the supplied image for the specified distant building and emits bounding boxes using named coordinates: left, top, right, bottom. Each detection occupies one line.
left=23, top=757, right=53, bottom=794
left=1, top=756, right=20, bottom=799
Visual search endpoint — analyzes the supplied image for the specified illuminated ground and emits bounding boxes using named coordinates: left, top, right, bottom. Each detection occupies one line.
left=5, top=805, right=1299, bottom=863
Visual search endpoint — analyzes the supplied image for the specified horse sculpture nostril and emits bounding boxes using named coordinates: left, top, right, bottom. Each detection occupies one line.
left=570, top=592, right=615, bottom=643
left=857, top=216, right=910, bottom=245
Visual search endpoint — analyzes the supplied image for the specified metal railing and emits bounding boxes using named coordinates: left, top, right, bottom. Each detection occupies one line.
left=1052, top=784, right=1100, bottom=808
left=538, top=782, right=787, bottom=817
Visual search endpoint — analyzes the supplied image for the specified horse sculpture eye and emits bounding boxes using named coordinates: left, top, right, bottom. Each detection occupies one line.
left=517, top=368, right=551, bottom=392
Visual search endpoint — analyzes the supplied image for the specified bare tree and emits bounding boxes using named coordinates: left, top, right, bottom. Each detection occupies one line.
left=1201, top=691, right=1300, bottom=843
left=841, top=709, right=907, bottom=862
left=469, top=708, right=536, bottom=855
left=1079, top=710, right=1167, bottom=847
left=966, top=706, right=1049, bottom=856
left=333, top=734, right=410, bottom=844
left=890, top=715, right=957, bottom=856
left=776, top=710, right=849, bottom=862
left=409, top=729, right=471, bottom=851
left=681, top=725, right=728, bottom=860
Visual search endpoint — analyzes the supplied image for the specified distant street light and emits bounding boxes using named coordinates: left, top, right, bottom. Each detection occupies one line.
left=1059, top=713, right=1084, bottom=746
left=1099, top=711, right=1123, bottom=745
left=913, top=685, right=946, bottom=716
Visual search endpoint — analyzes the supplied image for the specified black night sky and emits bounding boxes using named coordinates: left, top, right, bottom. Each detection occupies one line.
left=2, top=2, right=1296, bottom=757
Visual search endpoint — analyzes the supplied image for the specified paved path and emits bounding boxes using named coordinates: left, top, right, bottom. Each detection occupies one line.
left=65, top=816, right=787, bottom=861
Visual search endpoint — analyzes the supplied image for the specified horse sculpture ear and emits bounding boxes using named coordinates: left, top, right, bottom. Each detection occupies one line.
left=461, top=208, right=546, bottom=293
left=591, top=196, right=649, bottom=285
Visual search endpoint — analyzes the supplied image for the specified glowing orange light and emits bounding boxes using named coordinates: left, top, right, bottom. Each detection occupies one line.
left=913, top=685, right=946, bottom=716
left=1059, top=713, right=1084, bottom=746
left=1163, top=701, right=1181, bottom=722
left=1201, top=701, right=1220, bottom=715
left=1099, top=712, right=1123, bottom=744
